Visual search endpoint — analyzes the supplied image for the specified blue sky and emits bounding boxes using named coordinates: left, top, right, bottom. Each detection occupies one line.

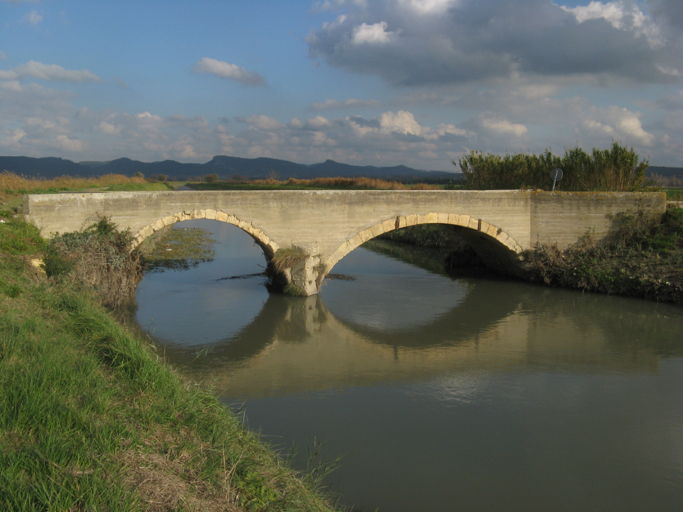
left=1, top=0, right=682, bottom=170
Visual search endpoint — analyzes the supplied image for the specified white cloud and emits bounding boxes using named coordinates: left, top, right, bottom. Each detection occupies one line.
left=0, top=80, right=22, bottom=92
left=23, top=9, right=42, bottom=24
left=479, top=116, right=529, bottom=137
left=52, top=134, right=85, bottom=152
left=0, top=128, right=26, bottom=148
left=582, top=106, right=655, bottom=146
left=561, top=1, right=664, bottom=48
left=192, top=57, right=266, bottom=87
left=15, top=61, right=101, bottom=82
left=352, top=21, right=398, bottom=44
left=305, top=116, right=332, bottom=129
left=0, top=69, right=19, bottom=80
left=379, top=110, right=423, bottom=135
left=96, top=121, right=120, bottom=135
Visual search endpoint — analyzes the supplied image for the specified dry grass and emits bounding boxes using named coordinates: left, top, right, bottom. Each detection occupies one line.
left=120, top=429, right=243, bottom=512
left=255, top=176, right=438, bottom=190
left=271, top=248, right=308, bottom=274
left=0, top=171, right=146, bottom=195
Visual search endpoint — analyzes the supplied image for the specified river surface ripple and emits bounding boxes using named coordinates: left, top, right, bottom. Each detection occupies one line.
left=133, top=220, right=683, bottom=512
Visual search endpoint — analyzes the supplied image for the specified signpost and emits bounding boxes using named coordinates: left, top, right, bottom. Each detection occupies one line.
left=551, top=168, right=563, bottom=192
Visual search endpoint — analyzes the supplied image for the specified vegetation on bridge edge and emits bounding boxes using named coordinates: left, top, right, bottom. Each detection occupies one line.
left=0, top=213, right=339, bottom=512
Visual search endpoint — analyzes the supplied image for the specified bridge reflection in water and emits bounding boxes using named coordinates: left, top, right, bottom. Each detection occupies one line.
left=137, top=265, right=674, bottom=399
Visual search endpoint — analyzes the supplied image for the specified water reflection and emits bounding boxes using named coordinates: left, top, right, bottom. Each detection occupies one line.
left=132, top=220, right=683, bottom=512
left=132, top=221, right=683, bottom=398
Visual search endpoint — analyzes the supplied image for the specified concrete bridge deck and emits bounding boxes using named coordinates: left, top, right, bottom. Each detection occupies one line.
left=21, top=189, right=666, bottom=295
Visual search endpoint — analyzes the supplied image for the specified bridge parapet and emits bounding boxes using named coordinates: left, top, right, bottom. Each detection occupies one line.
left=21, top=190, right=666, bottom=295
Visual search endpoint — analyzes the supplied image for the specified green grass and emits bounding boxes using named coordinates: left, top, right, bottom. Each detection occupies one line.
left=0, top=219, right=337, bottom=511
left=665, top=188, right=683, bottom=201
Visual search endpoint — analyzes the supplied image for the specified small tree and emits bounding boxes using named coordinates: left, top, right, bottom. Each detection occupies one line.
left=205, top=173, right=219, bottom=183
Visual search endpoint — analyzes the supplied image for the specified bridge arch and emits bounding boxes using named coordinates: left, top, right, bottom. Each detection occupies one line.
left=130, top=208, right=279, bottom=259
left=322, top=212, right=524, bottom=280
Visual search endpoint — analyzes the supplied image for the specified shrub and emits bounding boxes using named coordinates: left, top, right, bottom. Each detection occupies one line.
left=42, top=217, right=142, bottom=307
left=458, top=142, right=650, bottom=192
left=204, top=173, right=219, bottom=183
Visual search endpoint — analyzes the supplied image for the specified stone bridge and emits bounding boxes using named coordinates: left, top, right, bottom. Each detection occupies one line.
left=21, top=190, right=665, bottom=295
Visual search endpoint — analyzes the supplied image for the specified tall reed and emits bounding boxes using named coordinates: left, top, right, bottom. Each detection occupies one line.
left=458, top=142, right=650, bottom=191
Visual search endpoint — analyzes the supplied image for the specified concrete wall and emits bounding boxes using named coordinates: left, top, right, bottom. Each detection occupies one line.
left=21, top=189, right=666, bottom=294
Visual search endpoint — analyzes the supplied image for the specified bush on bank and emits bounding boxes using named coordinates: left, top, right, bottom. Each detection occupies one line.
left=42, top=217, right=143, bottom=308
left=458, top=142, right=650, bottom=191
left=524, top=208, right=683, bottom=303
left=0, top=215, right=337, bottom=512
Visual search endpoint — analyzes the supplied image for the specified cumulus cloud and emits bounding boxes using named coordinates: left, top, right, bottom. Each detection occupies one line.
left=192, top=57, right=266, bottom=86
left=307, top=0, right=681, bottom=86
left=15, top=61, right=101, bottom=82
left=0, top=69, right=19, bottom=80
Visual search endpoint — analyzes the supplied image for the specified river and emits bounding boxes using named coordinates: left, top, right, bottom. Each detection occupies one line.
left=132, top=219, right=683, bottom=512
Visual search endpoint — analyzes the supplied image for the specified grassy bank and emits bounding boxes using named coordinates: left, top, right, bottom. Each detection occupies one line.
left=0, top=215, right=337, bottom=511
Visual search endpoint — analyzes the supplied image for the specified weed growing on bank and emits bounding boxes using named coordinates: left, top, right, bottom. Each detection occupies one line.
left=43, top=217, right=143, bottom=308
left=0, top=218, right=338, bottom=511
left=524, top=208, right=683, bottom=303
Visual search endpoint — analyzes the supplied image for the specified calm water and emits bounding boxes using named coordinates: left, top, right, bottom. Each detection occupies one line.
left=133, top=220, right=683, bottom=512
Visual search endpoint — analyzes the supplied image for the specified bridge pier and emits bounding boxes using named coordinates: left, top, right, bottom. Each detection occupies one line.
left=278, top=243, right=323, bottom=296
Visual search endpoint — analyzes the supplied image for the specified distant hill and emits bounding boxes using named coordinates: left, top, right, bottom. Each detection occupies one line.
left=648, top=166, right=683, bottom=178
left=0, top=155, right=460, bottom=182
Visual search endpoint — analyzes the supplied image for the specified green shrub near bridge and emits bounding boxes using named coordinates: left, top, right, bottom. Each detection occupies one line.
left=458, top=142, right=650, bottom=191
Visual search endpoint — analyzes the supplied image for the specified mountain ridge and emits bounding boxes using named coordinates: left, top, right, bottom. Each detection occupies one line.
left=0, top=155, right=458, bottom=181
